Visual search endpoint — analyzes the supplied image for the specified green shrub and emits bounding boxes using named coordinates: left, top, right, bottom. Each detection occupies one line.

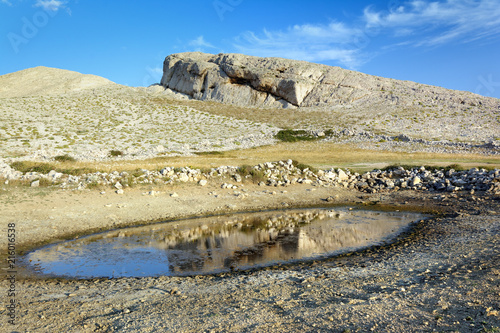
left=249, top=169, right=266, bottom=183
left=292, top=160, right=318, bottom=173
left=10, top=161, right=92, bottom=176
left=237, top=165, right=253, bottom=177
left=54, top=154, right=76, bottom=162
left=11, top=161, right=56, bottom=174
left=38, top=178, right=53, bottom=187
left=275, top=129, right=318, bottom=142
left=109, top=150, right=123, bottom=157
left=194, top=151, right=224, bottom=156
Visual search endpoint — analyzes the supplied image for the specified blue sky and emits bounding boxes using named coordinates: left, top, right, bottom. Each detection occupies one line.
left=1, top=0, right=500, bottom=98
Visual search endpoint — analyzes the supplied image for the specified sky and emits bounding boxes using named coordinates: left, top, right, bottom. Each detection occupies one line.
left=1, top=0, right=500, bottom=98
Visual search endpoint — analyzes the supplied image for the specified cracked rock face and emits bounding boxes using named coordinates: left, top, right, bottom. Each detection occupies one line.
left=160, top=52, right=500, bottom=110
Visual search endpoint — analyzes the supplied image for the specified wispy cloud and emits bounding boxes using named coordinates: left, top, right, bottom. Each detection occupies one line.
left=234, top=23, right=366, bottom=69
left=363, top=0, right=500, bottom=46
left=232, top=0, right=500, bottom=68
left=34, top=0, right=67, bottom=12
left=189, top=36, right=217, bottom=50
left=1, top=0, right=12, bottom=6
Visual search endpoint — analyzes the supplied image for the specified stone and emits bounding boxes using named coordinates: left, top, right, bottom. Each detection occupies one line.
left=412, top=176, right=422, bottom=186
left=170, top=192, right=179, bottom=198
left=385, top=179, right=395, bottom=188
left=114, top=182, right=123, bottom=189
left=115, top=189, right=124, bottom=194
left=31, top=180, right=40, bottom=187
left=198, top=179, right=208, bottom=186
left=177, top=173, right=189, bottom=182
left=160, top=52, right=499, bottom=112
left=337, top=169, right=349, bottom=181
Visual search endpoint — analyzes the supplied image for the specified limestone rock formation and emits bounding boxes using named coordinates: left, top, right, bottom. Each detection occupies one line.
left=0, top=66, right=115, bottom=98
left=160, top=52, right=500, bottom=110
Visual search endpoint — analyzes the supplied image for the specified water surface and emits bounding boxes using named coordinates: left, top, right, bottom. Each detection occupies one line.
left=24, top=207, right=426, bottom=278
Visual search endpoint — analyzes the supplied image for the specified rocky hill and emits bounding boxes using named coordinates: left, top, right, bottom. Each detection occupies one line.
left=0, top=66, right=115, bottom=98
left=160, top=52, right=500, bottom=111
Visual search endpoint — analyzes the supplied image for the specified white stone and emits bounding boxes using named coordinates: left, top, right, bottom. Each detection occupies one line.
left=412, top=176, right=422, bottom=186
left=178, top=173, right=189, bottom=182
left=199, top=179, right=208, bottom=186
left=337, top=169, right=349, bottom=181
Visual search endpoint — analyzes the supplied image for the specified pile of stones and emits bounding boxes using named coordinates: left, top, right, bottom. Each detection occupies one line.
left=1, top=159, right=499, bottom=195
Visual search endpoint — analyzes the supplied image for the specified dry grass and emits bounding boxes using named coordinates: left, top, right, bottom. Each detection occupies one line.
left=37, top=142, right=500, bottom=173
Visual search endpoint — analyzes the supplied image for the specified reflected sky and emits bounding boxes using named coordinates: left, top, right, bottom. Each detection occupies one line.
left=24, top=208, right=427, bottom=278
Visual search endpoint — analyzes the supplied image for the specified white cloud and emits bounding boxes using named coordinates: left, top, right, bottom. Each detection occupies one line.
left=363, top=0, right=500, bottom=46
left=1, top=0, right=12, bottom=5
left=231, top=0, right=500, bottom=69
left=34, top=0, right=67, bottom=12
left=189, top=36, right=217, bottom=50
left=233, top=22, right=366, bottom=69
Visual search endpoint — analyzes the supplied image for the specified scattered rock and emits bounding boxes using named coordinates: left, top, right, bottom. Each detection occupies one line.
left=178, top=173, right=189, bottom=182
left=412, top=176, right=422, bottom=186
left=337, top=169, right=349, bottom=181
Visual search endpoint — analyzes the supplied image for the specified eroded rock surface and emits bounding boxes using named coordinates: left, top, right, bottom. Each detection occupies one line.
left=160, top=52, right=500, bottom=110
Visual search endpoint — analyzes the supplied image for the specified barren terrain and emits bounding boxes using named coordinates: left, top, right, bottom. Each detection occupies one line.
left=1, top=66, right=499, bottom=332
left=1, top=182, right=499, bottom=332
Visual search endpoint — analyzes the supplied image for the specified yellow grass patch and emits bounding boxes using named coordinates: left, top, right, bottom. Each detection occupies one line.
left=37, top=142, right=500, bottom=173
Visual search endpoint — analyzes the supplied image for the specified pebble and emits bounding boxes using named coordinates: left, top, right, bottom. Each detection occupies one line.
left=170, top=192, right=179, bottom=198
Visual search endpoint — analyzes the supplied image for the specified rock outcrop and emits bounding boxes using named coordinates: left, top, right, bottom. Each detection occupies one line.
left=160, top=52, right=500, bottom=110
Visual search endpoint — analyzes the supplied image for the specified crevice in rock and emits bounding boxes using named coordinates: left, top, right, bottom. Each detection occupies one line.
left=229, top=77, right=252, bottom=86
left=218, top=66, right=295, bottom=106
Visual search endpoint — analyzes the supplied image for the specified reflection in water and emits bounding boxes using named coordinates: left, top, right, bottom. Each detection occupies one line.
left=24, top=208, right=426, bottom=278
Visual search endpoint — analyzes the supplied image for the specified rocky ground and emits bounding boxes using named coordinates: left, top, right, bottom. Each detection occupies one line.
left=1, top=65, right=499, bottom=332
left=1, top=181, right=499, bottom=332
left=1, top=66, right=499, bottom=162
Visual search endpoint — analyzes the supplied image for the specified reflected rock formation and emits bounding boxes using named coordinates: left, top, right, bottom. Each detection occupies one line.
left=25, top=208, right=426, bottom=278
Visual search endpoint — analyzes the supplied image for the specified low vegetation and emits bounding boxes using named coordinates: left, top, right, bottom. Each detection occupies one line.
left=236, top=164, right=266, bottom=183
left=8, top=142, right=500, bottom=177
left=10, top=161, right=94, bottom=176
left=54, top=154, right=76, bottom=162
left=275, top=129, right=319, bottom=142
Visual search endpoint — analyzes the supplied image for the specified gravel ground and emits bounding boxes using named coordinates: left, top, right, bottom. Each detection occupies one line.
left=1, top=68, right=499, bottom=332
left=1, top=184, right=499, bottom=332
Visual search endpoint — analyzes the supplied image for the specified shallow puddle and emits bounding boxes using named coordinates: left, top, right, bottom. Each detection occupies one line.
left=23, top=207, right=427, bottom=278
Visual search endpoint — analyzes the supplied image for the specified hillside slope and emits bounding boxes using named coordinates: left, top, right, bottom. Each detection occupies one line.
left=0, top=67, right=115, bottom=98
